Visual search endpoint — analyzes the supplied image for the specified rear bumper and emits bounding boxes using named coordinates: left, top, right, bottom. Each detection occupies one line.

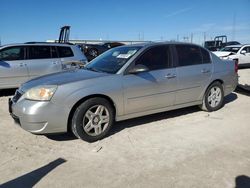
left=224, top=74, right=238, bottom=96
left=9, top=98, right=69, bottom=134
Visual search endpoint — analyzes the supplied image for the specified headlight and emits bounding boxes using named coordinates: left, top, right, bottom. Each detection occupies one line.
left=23, top=85, right=57, bottom=101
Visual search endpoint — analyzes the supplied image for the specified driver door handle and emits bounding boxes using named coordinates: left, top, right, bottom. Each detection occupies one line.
left=201, top=69, right=210, bottom=73
left=165, top=74, right=176, bottom=79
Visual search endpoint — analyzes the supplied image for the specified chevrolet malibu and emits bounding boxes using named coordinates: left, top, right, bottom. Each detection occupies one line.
left=9, top=42, right=238, bottom=142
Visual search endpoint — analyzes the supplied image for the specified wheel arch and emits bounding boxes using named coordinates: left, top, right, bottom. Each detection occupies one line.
left=201, top=79, right=224, bottom=101
left=209, top=79, right=224, bottom=91
left=67, top=94, right=116, bottom=132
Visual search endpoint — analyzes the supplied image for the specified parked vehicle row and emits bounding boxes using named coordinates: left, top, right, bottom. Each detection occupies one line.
left=0, top=42, right=88, bottom=89
left=213, top=44, right=250, bottom=68
left=81, top=42, right=124, bottom=61
left=204, top=35, right=241, bottom=51
left=9, top=42, right=238, bottom=142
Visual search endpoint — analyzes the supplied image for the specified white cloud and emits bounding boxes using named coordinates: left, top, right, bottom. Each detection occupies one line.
left=164, top=7, right=193, bottom=19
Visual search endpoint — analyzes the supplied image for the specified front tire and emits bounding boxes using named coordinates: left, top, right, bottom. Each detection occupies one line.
left=71, top=97, right=114, bottom=142
left=200, top=82, right=224, bottom=112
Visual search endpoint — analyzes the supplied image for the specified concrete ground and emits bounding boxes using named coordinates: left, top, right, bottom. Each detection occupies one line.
left=0, top=88, right=250, bottom=188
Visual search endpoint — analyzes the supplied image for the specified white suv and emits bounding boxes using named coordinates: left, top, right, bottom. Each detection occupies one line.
left=0, top=42, right=88, bottom=89
left=213, top=44, right=250, bottom=67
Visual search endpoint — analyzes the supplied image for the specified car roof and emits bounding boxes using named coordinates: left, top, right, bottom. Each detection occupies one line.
left=0, top=42, right=75, bottom=48
left=123, top=41, right=205, bottom=48
left=224, top=45, right=242, bottom=48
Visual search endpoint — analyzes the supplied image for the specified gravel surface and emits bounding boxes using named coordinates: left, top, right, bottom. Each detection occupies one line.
left=0, top=90, right=250, bottom=188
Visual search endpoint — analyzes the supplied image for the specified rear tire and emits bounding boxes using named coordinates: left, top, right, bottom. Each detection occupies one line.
left=200, top=81, right=224, bottom=112
left=88, top=48, right=98, bottom=58
left=71, top=97, right=114, bottom=142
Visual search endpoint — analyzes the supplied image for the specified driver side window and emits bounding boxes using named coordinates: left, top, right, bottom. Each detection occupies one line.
left=0, top=46, right=25, bottom=61
left=134, top=46, right=171, bottom=71
left=242, top=47, right=250, bottom=53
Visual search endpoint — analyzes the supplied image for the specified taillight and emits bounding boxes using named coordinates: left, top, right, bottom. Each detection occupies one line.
left=234, top=59, right=238, bottom=73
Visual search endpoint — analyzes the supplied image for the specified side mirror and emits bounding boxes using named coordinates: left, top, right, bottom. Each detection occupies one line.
left=241, top=50, right=246, bottom=55
left=128, top=64, right=149, bottom=74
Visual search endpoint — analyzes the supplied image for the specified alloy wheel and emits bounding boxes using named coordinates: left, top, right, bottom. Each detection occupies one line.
left=83, top=105, right=110, bottom=136
left=207, top=86, right=222, bottom=108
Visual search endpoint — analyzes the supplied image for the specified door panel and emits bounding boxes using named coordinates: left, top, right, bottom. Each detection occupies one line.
left=176, top=64, right=212, bottom=104
left=26, top=46, right=62, bottom=79
left=0, top=60, right=29, bottom=88
left=174, top=45, right=212, bottom=104
left=239, top=47, right=250, bottom=64
left=123, top=68, right=177, bottom=114
left=0, top=46, right=29, bottom=88
left=25, top=58, right=62, bottom=79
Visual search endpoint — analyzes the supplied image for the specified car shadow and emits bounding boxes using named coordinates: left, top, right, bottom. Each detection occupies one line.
left=109, top=106, right=199, bottom=136
left=235, top=175, right=250, bottom=188
left=235, top=85, right=250, bottom=96
left=0, top=88, right=17, bottom=97
left=46, top=93, right=238, bottom=142
left=45, top=132, right=77, bottom=141
left=224, top=92, right=238, bottom=104
left=0, top=158, right=66, bottom=188
left=108, top=92, right=238, bottom=137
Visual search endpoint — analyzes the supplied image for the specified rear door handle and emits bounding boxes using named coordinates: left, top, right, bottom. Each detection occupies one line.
left=52, top=61, right=59, bottom=65
left=165, top=74, right=176, bottom=79
left=201, top=69, right=210, bottom=73
left=19, top=63, right=26, bottom=67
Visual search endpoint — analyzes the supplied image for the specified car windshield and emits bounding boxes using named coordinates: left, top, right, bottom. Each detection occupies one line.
left=84, top=46, right=141, bottom=74
left=220, top=47, right=240, bottom=53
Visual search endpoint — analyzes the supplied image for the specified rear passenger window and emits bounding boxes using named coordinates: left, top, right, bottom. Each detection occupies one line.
left=29, top=46, right=51, bottom=59
left=176, top=45, right=202, bottom=66
left=135, top=46, right=171, bottom=71
left=200, top=47, right=211, bottom=64
left=0, top=46, right=25, bottom=61
left=57, top=47, right=74, bottom=58
left=51, top=46, right=58, bottom=58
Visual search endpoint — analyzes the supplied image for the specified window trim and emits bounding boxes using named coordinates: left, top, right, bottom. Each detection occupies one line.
left=57, top=46, right=74, bottom=58
left=0, top=46, right=27, bottom=61
left=27, top=45, right=54, bottom=60
left=174, top=44, right=205, bottom=67
left=200, top=47, right=212, bottom=64
left=124, top=44, right=174, bottom=75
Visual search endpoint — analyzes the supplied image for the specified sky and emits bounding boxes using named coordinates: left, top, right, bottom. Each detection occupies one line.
left=1, top=0, right=250, bottom=45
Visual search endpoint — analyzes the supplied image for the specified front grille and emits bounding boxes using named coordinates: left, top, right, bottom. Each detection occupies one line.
left=12, top=90, right=23, bottom=103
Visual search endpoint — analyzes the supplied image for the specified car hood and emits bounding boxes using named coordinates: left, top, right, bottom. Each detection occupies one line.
left=213, top=51, right=234, bottom=57
left=20, top=69, right=108, bottom=92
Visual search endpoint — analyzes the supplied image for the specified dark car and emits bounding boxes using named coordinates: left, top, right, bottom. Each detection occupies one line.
left=81, top=42, right=124, bottom=61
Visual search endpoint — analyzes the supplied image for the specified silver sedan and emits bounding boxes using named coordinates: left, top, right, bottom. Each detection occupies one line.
left=9, top=42, right=238, bottom=142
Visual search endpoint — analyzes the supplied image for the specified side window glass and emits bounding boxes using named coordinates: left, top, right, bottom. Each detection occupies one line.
left=51, top=46, right=58, bottom=58
left=58, top=47, right=74, bottom=58
left=176, top=45, right=202, bottom=66
left=135, top=46, right=171, bottom=71
left=247, top=47, right=250, bottom=53
left=200, top=47, right=211, bottom=64
left=242, top=47, right=250, bottom=53
left=29, top=46, right=51, bottom=59
left=0, top=47, right=25, bottom=61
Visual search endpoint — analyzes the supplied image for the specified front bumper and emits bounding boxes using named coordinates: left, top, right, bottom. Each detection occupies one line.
left=9, top=97, right=69, bottom=134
